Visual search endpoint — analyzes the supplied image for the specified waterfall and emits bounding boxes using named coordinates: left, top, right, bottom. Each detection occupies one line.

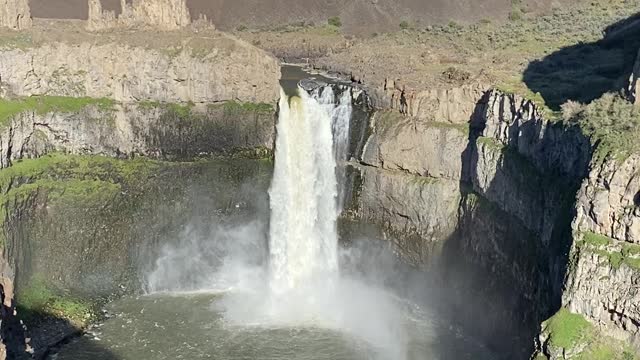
left=268, top=84, right=352, bottom=294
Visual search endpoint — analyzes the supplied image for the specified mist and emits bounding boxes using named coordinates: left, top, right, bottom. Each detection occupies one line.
left=143, top=85, right=437, bottom=360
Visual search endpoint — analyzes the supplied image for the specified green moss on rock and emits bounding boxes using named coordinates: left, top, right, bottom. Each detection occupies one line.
left=543, top=308, right=592, bottom=349
left=540, top=308, right=640, bottom=359
left=17, top=276, right=95, bottom=327
left=577, top=232, right=640, bottom=271
left=583, top=232, right=612, bottom=247
left=0, top=96, right=116, bottom=127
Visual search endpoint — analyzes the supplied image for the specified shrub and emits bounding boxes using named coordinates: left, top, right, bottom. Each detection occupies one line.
left=399, top=20, right=410, bottom=30
left=448, top=21, right=462, bottom=31
left=509, top=9, right=523, bottom=21
left=566, top=93, right=640, bottom=163
left=560, top=100, right=584, bottom=121
left=236, top=24, right=248, bottom=32
left=328, top=16, right=342, bottom=27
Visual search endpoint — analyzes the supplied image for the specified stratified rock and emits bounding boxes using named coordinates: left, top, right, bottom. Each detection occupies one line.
left=0, top=0, right=31, bottom=30
left=87, top=0, right=192, bottom=31
left=0, top=39, right=280, bottom=104
left=0, top=103, right=276, bottom=168
left=574, top=155, right=640, bottom=244
left=562, top=153, right=640, bottom=345
left=351, top=86, right=593, bottom=356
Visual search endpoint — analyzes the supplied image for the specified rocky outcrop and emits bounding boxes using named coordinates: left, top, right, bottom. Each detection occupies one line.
left=561, top=153, right=640, bottom=347
left=354, top=166, right=461, bottom=265
left=87, top=0, right=191, bottom=31
left=574, top=155, right=640, bottom=244
left=0, top=40, right=280, bottom=104
left=0, top=102, right=275, bottom=168
left=0, top=0, right=31, bottom=30
left=368, top=81, right=488, bottom=124
left=357, top=89, right=591, bottom=241
left=348, top=75, right=640, bottom=357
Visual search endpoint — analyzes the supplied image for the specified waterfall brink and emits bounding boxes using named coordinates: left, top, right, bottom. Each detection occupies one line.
left=269, top=85, right=352, bottom=294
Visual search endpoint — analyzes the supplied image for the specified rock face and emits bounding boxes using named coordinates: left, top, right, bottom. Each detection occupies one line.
left=349, top=87, right=593, bottom=355
left=0, top=27, right=279, bottom=358
left=0, top=103, right=275, bottom=168
left=358, top=89, right=591, bottom=238
left=574, top=156, right=640, bottom=245
left=0, top=100, right=275, bottom=359
left=0, top=0, right=31, bottom=30
left=87, top=0, right=191, bottom=31
left=0, top=40, right=280, bottom=104
left=629, top=48, right=640, bottom=105
left=349, top=72, right=640, bottom=356
left=561, top=153, right=640, bottom=346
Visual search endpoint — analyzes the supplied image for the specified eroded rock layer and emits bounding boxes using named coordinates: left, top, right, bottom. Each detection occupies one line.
left=87, top=0, right=191, bottom=31
left=0, top=40, right=280, bottom=104
left=0, top=0, right=30, bottom=30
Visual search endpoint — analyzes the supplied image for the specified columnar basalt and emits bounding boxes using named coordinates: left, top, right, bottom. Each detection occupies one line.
left=0, top=40, right=280, bottom=104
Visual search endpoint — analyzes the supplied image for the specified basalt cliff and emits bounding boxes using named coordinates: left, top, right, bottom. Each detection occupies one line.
left=0, top=0, right=639, bottom=359
left=0, top=3, right=280, bottom=358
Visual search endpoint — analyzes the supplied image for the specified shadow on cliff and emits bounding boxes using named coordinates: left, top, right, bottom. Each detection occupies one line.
left=2, top=307, right=120, bottom=359
left=2, top=284, right=119, bottom=359
left=432, top=91, right=591, bottom=358
left=431, top=11, right=640, bottom=357
left=523, top=12, right=640, bottom=110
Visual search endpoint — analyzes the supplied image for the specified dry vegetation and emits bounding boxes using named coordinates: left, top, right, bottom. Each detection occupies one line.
left=239, top=0, right=639, bottom=105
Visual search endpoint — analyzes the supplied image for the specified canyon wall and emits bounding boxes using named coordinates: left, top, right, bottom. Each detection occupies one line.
left=345, top=68, right=640, bottom=357
left=0, top=102, right=275, bottom=168
left=0, top=28, right=280, bottom=358
left=0, top=100, right=276, bottom=359
left=350, top=86, right=593, bottom=355
left=0, top=0, right=30, bottom=30
left=0, top=39, right=280, bottom=104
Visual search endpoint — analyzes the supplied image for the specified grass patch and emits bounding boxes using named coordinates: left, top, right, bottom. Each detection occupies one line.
left=578, top=232, right=640, bottom=271
left=0, top=32, right=35, bottom=49
left=477, top=136, right=506, bottom=151
left=328, top=16, right=342, bottom=28
left=0, top=154, right=166, bottom=252
left=167, top=102, right=195, bottom=118
left=17, top=276, right=95, bottom=326
left=0, top=153, right=162, bottom=194
left=426, top=121, right=470, bottom=135
left=583, top=232, right=612, bottom=247
left=216, top=101, right=274, bottom=115
left=409, top=173, right=439, bottom=186
left=0, top=96, right=116, bottom=127
left=542, top=308, right=640, bottom=359
left=543, top=308, right=592, bottom=349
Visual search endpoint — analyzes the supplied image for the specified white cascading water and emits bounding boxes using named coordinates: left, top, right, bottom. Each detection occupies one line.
left=269, top=84, right=352, bottom=294
left=148, top=82, right=410, bottom=359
